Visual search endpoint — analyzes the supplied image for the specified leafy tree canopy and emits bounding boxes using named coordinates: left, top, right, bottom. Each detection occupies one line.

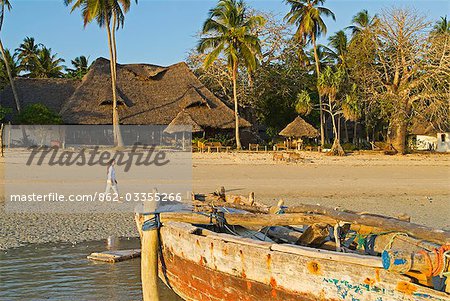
left=16, top=103, right=62, bottom=125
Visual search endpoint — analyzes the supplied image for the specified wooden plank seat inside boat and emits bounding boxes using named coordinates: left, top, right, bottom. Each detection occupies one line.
left=151, top=221, right=449, bottom=301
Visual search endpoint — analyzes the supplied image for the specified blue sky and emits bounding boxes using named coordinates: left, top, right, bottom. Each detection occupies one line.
left=1, top=0, right=449, bottom=67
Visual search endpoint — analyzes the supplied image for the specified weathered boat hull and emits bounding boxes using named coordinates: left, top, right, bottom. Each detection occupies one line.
left=146, top=221, right=448, bottom=301
left=161, top=250, right=317, bottom=301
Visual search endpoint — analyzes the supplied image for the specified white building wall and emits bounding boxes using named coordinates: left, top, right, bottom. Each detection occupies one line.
left=414, top=135, right=437, bottom=151
left=436, top=132, right=450, bottom=153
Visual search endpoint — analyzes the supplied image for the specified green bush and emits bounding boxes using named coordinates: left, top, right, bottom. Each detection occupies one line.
left=192, top=137, right=206, bottom=145
left=0, top=105, right=12, bottom=121
left=16, top=103, right=62, bottom=125
left=207, top=134, right=233, bottom=146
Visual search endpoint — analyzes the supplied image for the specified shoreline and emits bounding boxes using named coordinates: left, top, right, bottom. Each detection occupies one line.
left=1, top=152, right=449, bottom=250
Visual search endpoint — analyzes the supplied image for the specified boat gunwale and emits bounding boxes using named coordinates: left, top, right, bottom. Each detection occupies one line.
left=163, top=221, right=450, bottom=299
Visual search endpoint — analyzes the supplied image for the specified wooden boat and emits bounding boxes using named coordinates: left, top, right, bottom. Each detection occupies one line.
left=135, top=190, right=450, bottom=301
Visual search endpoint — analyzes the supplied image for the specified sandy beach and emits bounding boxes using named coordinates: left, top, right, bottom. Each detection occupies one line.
left=1, top=151, right=449, bottom=250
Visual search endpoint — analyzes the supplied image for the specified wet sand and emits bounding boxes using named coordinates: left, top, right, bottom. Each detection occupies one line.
left=1, top=151, right=449, bottom=249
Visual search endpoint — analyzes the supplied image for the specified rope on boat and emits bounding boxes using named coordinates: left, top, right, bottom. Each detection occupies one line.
left=142, top=213, right=161, bottom=231
left=157, top=227, right=172, bottom=290
left=352, top=231, right=411, bottom=255
left=193, top=211, right=226, bottom=226
left=418, top=245, right=450, bottom=277
left=384, top=232, right=409, bottom=250
left=193, top=210, right=271, bottom=241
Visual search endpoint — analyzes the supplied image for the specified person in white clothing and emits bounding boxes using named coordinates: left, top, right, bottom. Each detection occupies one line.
left=105, top=159, right=119, bottom=196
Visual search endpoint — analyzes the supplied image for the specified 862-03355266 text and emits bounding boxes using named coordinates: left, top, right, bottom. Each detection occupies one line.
left=9, top=192, right=183, bottom=203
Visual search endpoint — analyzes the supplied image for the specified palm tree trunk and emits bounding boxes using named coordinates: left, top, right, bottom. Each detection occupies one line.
left=311, top=34, right=325, bottom=146
left=111, top=13, right=124, bottom=147
left=0, top=38, right=28, bottom=145
left=0, top=39, right=20, bottom=112
left=232, top=60, right=241, bottom=150
left=106, top=16, right=123, bottom=147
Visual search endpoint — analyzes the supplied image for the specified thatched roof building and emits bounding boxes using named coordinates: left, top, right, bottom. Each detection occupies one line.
left=60, top=58, right=250, bottom=130
left=279, top=116, right=319, bottom=138
left=0, top=58, right=249, bottom=132
left=0, top=78, right=80, bottom=113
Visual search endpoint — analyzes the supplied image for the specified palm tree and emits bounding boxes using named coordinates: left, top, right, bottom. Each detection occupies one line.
left=198, top=0, right=265, bottom=149
left=304, top=45, right=334, bottom=71
left=284, top=0, right=335, bottom=147
left=346, top=9, right=378, bottom=37
left=16, top=37, right=41, bottom=74
left=0, top=48, right=19, bottom=76
left=30, top=47, right=65, bottom=78
left=432, top=16, right=450, bottom=34
left=66, top=55, right=90, bottom=79
left=65, top=0, right=136, bottom=147
left=0, top=48, right=20, bottom=87
left=327, top=30, right=348, bottom=67
left=0, top=0, right=21, bottom=112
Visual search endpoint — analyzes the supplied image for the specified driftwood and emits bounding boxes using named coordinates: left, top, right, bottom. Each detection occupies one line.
left=192, top=189, right=268, bottom=213
left=192, top=200, right=269, bottom=214
left=284, top=204, right=450, bottom=245
left=159, top=212, right=337, bottom=227
left=265, top=226, right=303, bottom=243
left=265, top=224, right=330, bottom=247
left=194, top=191, right=448, bottom=245
left=296, top=223, right=330, bottom=247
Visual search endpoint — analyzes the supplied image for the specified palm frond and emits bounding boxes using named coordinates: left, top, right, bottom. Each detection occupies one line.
left=197, top=0, right=264, bottom=72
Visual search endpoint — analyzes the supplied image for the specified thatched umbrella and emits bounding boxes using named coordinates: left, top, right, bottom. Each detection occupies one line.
left=164, top=110, right=203, bottom=150
left=279, top=116, right=319, bottom=138
left=279, top=116, right=319, bottom=149
left=164, top=110, right=203, bottom=134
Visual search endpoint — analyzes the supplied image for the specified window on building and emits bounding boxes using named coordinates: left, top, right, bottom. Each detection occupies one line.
left=441, top=134, right=446, bottom=142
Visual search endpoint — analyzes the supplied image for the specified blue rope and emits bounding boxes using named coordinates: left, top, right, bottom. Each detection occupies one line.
left=193, top=211, right=226, bottom=226
left=142, top=213, right=161, bottom=231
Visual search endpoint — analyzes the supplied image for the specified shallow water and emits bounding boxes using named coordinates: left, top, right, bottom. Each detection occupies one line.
left=0, top=238, right=183, bottom=301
